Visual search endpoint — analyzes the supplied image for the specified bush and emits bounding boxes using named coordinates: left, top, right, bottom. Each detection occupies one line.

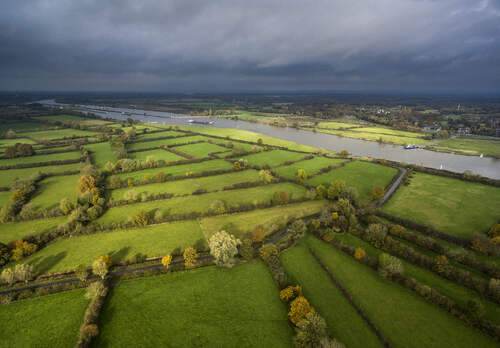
left=134, top=210, right=150, bottom=226
left=208, top=231, right=241, bottom=268
left=85, top=281, right=108, bottom=300
left=488, top=224, right=500, bottom=238
left=327, top=180, right=345, bottom=200
left=371, top=186, right=385, bottom=201
left=13, top=264, right=34, bottom=283
left=378, top=253, right=404, bottom=278
left=59, top=197, right=74, bottom=215
left=289, top=219, right=307, bottom=244
left=210, top=200, right=226, bottom=214
left=259, top=243, right=279, bottom=262
left=288, top=296, right=314, bottom=325
left=239, top=239, right=254, bottom=260
left=75, top=264, right=89, bottom=281
left=80, top=324, right=99, bottom=342
left=1, top=267, right=15, bottom=285
left=273, top=191, right=289, bottom=205
left=92, top=258, right=109, bottom=279
left=280, top=285, right=302, bottom=302
left=253, top=228, right=265, bottom=243
left=364, top=224, right=387, bottom=249
left=294, top=312, right=333, bottom=348
left=354, top=247, right=366, bottom=260
left=161, top=254, right=172, bottom=268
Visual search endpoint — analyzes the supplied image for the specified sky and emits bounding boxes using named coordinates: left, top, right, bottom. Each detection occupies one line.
left=0, top=0, right=499, bottom=94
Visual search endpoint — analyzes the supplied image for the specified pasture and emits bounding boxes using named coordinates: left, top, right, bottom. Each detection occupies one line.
left=240, top=149, right=307, bottom=167
left=95, top=262, right=293, bottom=347
left=306, top=160, right=398, bottom=200
left=0, top=216, right=67, bottom=244
left=18, top=129, right=99, bottom=141
left=126, top=135, right=203, bottom=151
left=273, top=156, right=347, bottom=179
left=28, top=174, right=80, bottom=211
left=84, top=142, right=116, bottom=169
left=382, top=172, right=500, bottom=237
left=0, top=151, right=81, bottom=167
left=129, top=148, right=184, bottom=162
left=429, top=137, right=500, bottom=158
left=173, top=142, right=229, bottom=158
left=0, top=163, right=82, bottom=187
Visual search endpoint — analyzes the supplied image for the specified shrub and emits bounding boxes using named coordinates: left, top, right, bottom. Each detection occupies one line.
left=435, top=255, right=450, bottom=274
left=273, top=191, right=289, bottom=205
left=371, top=186, right=385, bottom=201
left=288, top=296, right=314, bottom=325
left=161, top=254, right=172, bottom=268
left=378, top=253, right=404, bottom=278
left=327, top=180, right=345, bottom=200
left=339, top=150, right=350, bottom=157
left=1, top=267, right=15, bottom=285
left=134, top=210, right=150, bottom=226
left=296, top=169, right=307, bottom=183
left=364, top=224, right=388, bottom=248
left=77, top=175, right=97, bottom=194
left=389, top=224, right=406, bottom=237
left=233, top=161, right=241, bottom=170
left=280, top=285, right=302, bottom=302
left=354, top=247, right=366, bottom=260
left=294, top=312, right=331, bottom=348
left=253, top=228, right=265, bottom=243
left=85, top=281, right=107, bottom=300
left=92, top=258, right=109, bottom=279
left=466, top=299, right=485, bottom=322
left=488, top=224, right=500, bottom=238
left=289, top=219, right=307, bottom=243
left=210, top=200, right=226, bottom=214
left=9, top=240, right=38, bottom=261
left=471, top=235, right=492, bottom=254
left=14, top=264, right=34, bottom=283
left=489, top=278, right=500, bottom=299
left=59, top=197, right=74, bottom=215
left=259, top=170, right=273, bottom=184
left=239, top=239, right=254, bottom=260
left=259, top=243, right=279, bottom=262
left=208, top=231, right=241, bottom=268
left=316, top=185, right=327, bottom=199
left=75, top=264, right=89, bottom=281
left=183, top=247, right=199, bottom=268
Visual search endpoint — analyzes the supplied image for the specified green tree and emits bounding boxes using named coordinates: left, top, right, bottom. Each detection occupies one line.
left=59, top=197, right=74, bottom=215
left=14, top=264, right=34, bottom=283
left=378, top=253, right=404, bottom=278
left=289, top=219, right=307, bottom=243
left=92, top=258, right=109, bottom=279
left=371, top=186, right=385, bottom=201
left=85, top=281, right=107, bottom=300
left=183, top=247, right=199, bottom=268
left=294, top=312, right=331, bottom=348
left=1, top=268, right=15, bottom=285
left=296, top=169, right=307, bottom=183
left=259, top=243, right=279, bottom=262
left=75, top=264, right=89, bottom=281
left=259, top=170, right=273, bottom=184
left=327, top=180, right=345, bottom=200
left=239, top=239, right=254, bottom=260
left=134, top=210, right=150, bottom=226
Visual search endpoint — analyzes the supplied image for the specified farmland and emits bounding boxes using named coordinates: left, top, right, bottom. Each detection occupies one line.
left=0, top=162, right=82, bottom=187
left=382, top=172, right=500, bottom=237
left=28, top=174, right=80, bottom=211
left=240, top=149, right=308, bottom=167
left=427, top=137, right=500, bottom=158
left=0, top=151, right=81, bottom=167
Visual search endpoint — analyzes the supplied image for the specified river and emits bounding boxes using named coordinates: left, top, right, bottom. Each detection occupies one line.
left=37, top=99, right=500, bottom=179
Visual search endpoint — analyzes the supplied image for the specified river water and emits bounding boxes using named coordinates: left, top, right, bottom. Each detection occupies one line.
left=38, top=99, right=500, bottom=179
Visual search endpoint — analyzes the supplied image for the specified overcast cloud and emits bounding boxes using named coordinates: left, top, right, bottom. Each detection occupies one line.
left=0, top=0, right=499, bottom=93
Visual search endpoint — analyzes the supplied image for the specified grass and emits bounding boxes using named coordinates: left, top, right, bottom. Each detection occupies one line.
left=306, top=161, right=398, bottom=200
left=212, top=139, right=262, bottom=152
left=280, top=243, right=383, bottom=348
left=18, top=128, right=99, bottom=140
left=0, top=138, right=38, bottom=151
left=36, top=114, right=111, bottom=126
left=129, top=148, right=184, bottom=162
left=95, top=262, right=293, bottom=347
left=429, top=137, right=500, bottom=158
left=126, top=135, right=205, bottom=151
left=316, top=121, right=361, bottom=129
left=0, top=190, right=12, bottom=206
left=28, top=174, right=80, bottom=211
left=0, top=216, right=67, bottom=243
left=240, top=150, right=307, bottom=167
left=173, top=142, right=229, bottom=158
left=0, top=121, right=45, bottom=133
left=96, top=182, right=308, bottom=226
left=110, top=159, right=233, bottom=183
left=0, top=163, right=82, bottom=187
left=316, top=128, right=429, bottom=146
left=134, top=130, right=184, bottom=139
left=351, top=127, right=426, bottom=138
left=23, top=220, right=204, bottom=274
left=333, top=233, right=500, bottom=324
left=0, top=289, right=88, bottom=348
left=273, top=156, right=347, bottom=179
left=110, top=169, right=261, bottom=201
left=0, top=151, right=81, bottom=167
left=84, top=142, right=115, bottom=169
left=173, top=126, right=319, bottom=152
left=199, top=200, right=326, bottom=239
left=305, top=235, right=498, bottom=348
left=382, top=172, right=500, bottom=237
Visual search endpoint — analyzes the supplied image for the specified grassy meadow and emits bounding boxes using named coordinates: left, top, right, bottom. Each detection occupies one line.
left=274, top=156, right=347, bottom=179
left=240, top=149, right=307, bottom=167
left=84, top=142, right=116, bottom=168
left=429, top=137, right=500, bottom=158
left=173, top=142, right=229, bottom=158
left=0, top=216, right=67, bottom=244
left=0, top=151, right=81, bottom=167
left=28, top=174, right=80, bottom=211
left=0, top=163, right=82, bottom=187
left=129, top=148, right=184, bottom=162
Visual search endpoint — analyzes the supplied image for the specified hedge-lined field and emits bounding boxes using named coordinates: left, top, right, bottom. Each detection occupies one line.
left=0, top=150, right=81, bottom=167
left=240, top=149, right=307, bottom=167
left=212, top=139, right=262, bottom=152
left=109, top=159, right=234, bottom=183
left=383, top=172, right=500, bottom=237
left=110, top=169, right=261, bottom=201
left=18, top=129, right=99, bottom=140
left=84, top=142, right=115, bottom=169
left=429, top=137, right=500, bottom=158
left=95, top=262, right=293, bottom=347
left=280, top=242, right=383, bottom=348
left=306, top=236, right=498, bottom=348
left=0, top=137, right=37, bottom=150
left=200, top=200, right=326, bottom=239
left=274, top=157, right=347, bottom=179
left=0, top=121, right=45, bottom=134
left=96, top=182, right=308, bottom=225
left=173, top=142, right=229, bottom=158
left=23, top=220, right=204, bottom=274
left=0, top=162, right=82, bottom=187
left=306, top=160, right=398, bottom=200
left=134, top=130, right=184, bottom=139
left=351, top=127, right=426, bottom=138
left=28, top=174, right=80, bottom=211
left=317, top=128, right=429, bottom=146
left=129, top=148, right=184, bottom=162
left=0, top=190, right=11, bottom=207
left=0, top=216, right=67, bottom=244
left=36, top=114, right=111, bottom=125
left=0, top=289, right=88, bottom=347
left=126, top=135, right=205, bottom=151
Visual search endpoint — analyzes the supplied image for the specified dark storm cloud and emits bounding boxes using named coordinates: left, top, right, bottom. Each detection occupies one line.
left=0, top=0, right=499, bottom=93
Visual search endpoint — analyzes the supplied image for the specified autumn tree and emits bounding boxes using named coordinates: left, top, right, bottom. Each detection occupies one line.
left=85, top=281, right=107, bottom=300
left=208, top=231, right=241, bottom=268
left=0, top=268, right=15, bottom=285
left=161, top=254, right=172, bottom=268
left=327, top=180, right=345, bottom=200
left=354, top=248, right=366, bottom=260
left=371, top=186, right=385, bottom=201
left=378, top=253, right=404, bottom=278
left=253, top=228, right=265, bottom=243
left=259, top=243, right=279, bottom=262
left=259, top=169, right=273, bottom=184
left=92, top=257, right=110, bottom=279
left=134, top=210, right=150, bottom=226
left=183, top=247, right=199, bottom=268
left=296, top=169, right=307, bottom=183
left=288, top=296, right=314, bottom=324
left=77, top=175, right=97, bottom=194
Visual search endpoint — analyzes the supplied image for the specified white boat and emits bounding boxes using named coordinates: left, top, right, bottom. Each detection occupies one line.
left=480, top=153, right=484, bottom=158
left=405, top=144, right=420, bottom=149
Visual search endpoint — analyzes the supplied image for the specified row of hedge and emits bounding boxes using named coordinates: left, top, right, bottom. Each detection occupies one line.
left=108, top=156, right=212, bottom=176
left=320, top=234, right=500, bottom=340
left=349, top=224, right=500, bottom=305
left=0, top=157, right=83, bottom=170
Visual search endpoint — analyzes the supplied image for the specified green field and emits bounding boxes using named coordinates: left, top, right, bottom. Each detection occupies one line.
left=18, top=128, right=99, bottom=140
left=0, top=151, right=81, bottom=167
left=173, top=142, right=229, bottom=158
left=351, top=127, right=426, bottom=139
left=134, top=130, right=184, bottom=139
left=84, top=142, right=115, bottom=168
left=24, top=220, right=204, bottom=274
left=316, top=121, right=361, bottom=130
left=36, top=115, right=112, bottom=126
left=0, top=163, right=82, bottom=187
left=240, top=150, right=307, bottom=167
left=383, top=172, right=500, bottom=237
left=306, top=161, right=398, bottom=200
left=0, top=121, right=45, bottom=134
left=96, top=262, right=293, bottom=347
left=129, top=148, right=184, bottom=162
left=97, top=182, right=308, bottom=226
left=429, top=137, right=500, bottom=158
left=0, top=138, right=38, bottom=152
left=280, top=243, right=382, bottom=348
left=28, top=174, right=80, bottom=211
left=0, top=216, right=67, bottom=243
left=200, top=200, right=326, bottom=239
left=126, top=135, right=204, bottom=151
left=110, top=159, right=233, bottom=183
left=274, top=156, right=347, bottom=179
left=110, top=169, right=260, bottom=201
left=212, top=139, right=262, bottom=152
left=305, top=235, right=498, bottom=348
left=333, top=233, right=500, bottom=324
left=0, top=289, right=88, bottom=348
left=317, top=129, right=429, bottom=146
